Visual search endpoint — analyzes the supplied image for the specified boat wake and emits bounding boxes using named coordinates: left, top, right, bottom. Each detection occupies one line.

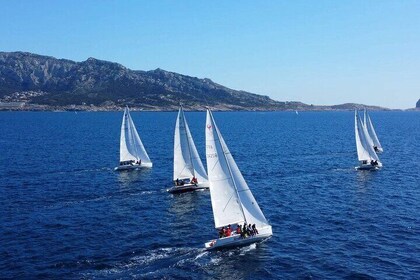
left=332, top=167, right=355, bottom=173
left=81, top=243, right=267, bottom=279
left=81, top=246, right=207, bottom=278
left=239, top=243, right=257, bottom=255
left=194, top=250, right=209, bottom=260
left=43, top=190, right=158, bottom=209
left=73, top=167, right=113, bottom=173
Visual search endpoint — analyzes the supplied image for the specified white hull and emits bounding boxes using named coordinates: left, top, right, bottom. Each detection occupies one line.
left=356, top=162, right=382, bottom=170
left=205, top=225, right=272, bottom=250
left=114, top=162, right=152, bottom=171
left=167, top=183, right=209, bottom=194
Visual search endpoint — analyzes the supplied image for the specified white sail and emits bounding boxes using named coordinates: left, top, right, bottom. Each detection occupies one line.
left=119, top=107, right=152, bottom=166
left=355, top=111, right=380, bottom=162
left=364, top=110, right=383, bottom=152
left=205, top=109, right=269, bottom=229
left=173, top=107, right=208, bottom=183
left=355, top=111, right=370, bottom=161
left=362, top=110, right=375, bottom=149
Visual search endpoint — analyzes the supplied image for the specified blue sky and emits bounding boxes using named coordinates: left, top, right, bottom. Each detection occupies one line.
left=1, top=0, right=419, bottom=109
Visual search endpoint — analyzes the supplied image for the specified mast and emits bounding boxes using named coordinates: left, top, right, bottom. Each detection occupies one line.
left=209, top=110, right=247, bottom=226
left=120, top=107, right=126, bottom=162
left=363, top=109, right=367, bottom=127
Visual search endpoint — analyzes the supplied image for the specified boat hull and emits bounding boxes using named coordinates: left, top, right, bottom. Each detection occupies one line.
left=356, top=162, right=382, bottom=170
left=114, top=164, right=140, bottom=171
left=114, top=162, right=152, bottom=171
left=205, top=225, right=272, bottom=250
left=167, top=183, right=209, bottom=194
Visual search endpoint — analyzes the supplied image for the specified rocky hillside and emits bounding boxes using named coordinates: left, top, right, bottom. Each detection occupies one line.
left=0, top=52, right=294, bottom=110
left=416, top=99, right=420, bottom=108
left=0, top=52, right=390, bottom=111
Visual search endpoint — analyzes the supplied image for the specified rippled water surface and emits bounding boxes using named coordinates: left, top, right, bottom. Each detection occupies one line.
left=1, top=111, right=419, bottom=279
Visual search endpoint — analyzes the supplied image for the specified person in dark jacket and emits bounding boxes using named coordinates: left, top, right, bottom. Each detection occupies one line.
left=247, top=225, right=252, bottom=236
left=242, top=224, right=248, bottom=237
left=219, top=228, right=224, bottom=238
left=252, top=224, right=258, bottom=235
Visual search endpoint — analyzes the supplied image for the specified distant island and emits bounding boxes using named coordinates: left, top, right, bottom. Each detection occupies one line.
left=0, top=51, right=390, bottom=111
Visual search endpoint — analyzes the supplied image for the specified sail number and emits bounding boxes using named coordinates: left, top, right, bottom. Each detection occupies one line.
left=207, top=145, right=217, bottom=158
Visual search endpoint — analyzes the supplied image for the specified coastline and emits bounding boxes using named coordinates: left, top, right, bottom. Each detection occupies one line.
left=0, top=102, right=409, bottom=112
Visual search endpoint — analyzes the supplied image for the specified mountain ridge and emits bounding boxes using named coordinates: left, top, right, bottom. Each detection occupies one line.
left=0, top=51, right=390, bottom=111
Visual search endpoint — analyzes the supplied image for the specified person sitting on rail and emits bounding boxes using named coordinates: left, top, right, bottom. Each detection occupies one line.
left=252, top=224, right=259, bottom=235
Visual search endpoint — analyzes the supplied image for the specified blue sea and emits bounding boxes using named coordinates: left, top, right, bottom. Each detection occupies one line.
left=0, top=111, right=419, bottom=279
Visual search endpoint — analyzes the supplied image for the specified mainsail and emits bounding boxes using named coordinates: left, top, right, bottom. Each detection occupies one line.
left=355, top=111, right=379, bottom=162
left=364, top=110, right=383, bottom=152
left=119, top=107, right=152, bottom=166
left=173, top=107, right=208, bottom=183
left=205, top=109, right=269, bottom=229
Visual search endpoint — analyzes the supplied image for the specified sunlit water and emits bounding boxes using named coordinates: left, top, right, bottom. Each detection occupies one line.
left=0, top=111, right=419, bottom=279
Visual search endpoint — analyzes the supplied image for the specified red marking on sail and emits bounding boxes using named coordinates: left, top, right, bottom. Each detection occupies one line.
left=207, top=124, right=212, bottom=130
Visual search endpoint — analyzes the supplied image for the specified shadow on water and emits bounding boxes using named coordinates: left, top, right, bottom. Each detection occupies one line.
left=168, top=191, right=203, bottom=218
left=116, top=168, right=153, bottom=189
left=355, top=169, right=377, bottom=190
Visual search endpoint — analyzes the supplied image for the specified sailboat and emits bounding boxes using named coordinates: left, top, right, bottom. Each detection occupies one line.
left=364, top=110, right=383, bottom=153
left=355, top=110, right=382, bottom=170
left=114, top=106, right=152, bottom=171
left=204, top=109, right=272, bottom=250
left=167, top=107, right=209, bottom=194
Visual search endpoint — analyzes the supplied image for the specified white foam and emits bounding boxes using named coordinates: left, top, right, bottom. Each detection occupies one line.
left=194, top=250, right=208, bottom=260
left=239, top=243, right=257, bottom=255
